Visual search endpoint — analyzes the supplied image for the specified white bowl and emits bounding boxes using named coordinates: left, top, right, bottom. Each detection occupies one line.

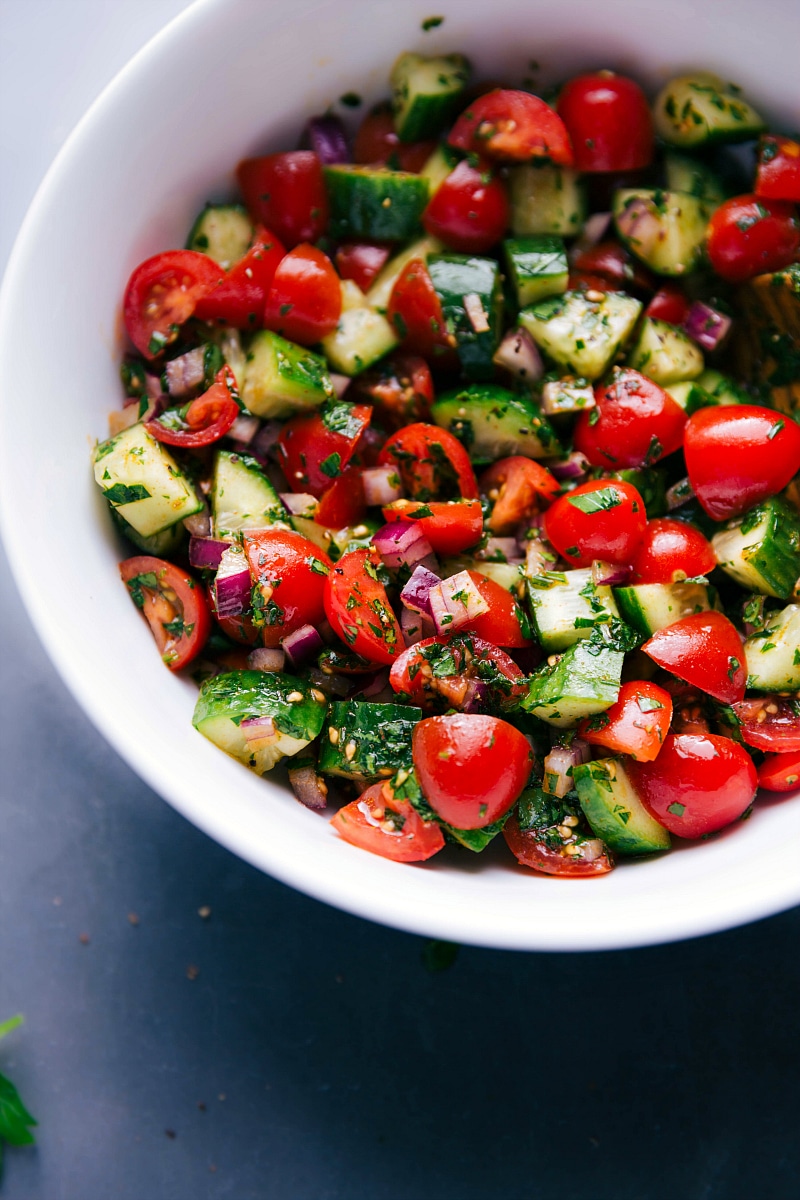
left=2, top=0, right=798, bottom=951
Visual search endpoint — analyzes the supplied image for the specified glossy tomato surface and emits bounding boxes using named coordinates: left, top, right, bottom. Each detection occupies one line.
left=480, top=457, right=559, bottom=534
left=574, top=368, right=686, bottom=470
left=237, top=151, right=328, bottom=247
left=194, top=226, right=286, bottom=328
left=422, top=160, right=509, bottom=253
left=263, top=244, right=341, bottom=344
left=330, top=780, right=445, bottom=862
left=120, top=556, right=211, bottom=670
left=315, top=467, right=367, bottom=528
left=630, top=518, right=717, bottom=584
left=643, top=612, right=746, bottom=705
left=354, top=103, right=436, bottom=171
left=543, top=478, right=647, bottom=567
left=378, top=423, right=478, bottom=500
left=461, top=571, right=530, bottom=648
left=277, top=403, right=371, bottom=497
left=147, top=366, right=239, bottom=448
left=124, top=250, right=223, bottom=358
left=645, top=284, right=691, bottom=325
left=731, top=697, right=800, bottom=754
left=757, top=750, right=800, bottom=792
left=242, top=529, right=332, bottom=648
left=756, top=135, right=800, bottom=203
left=387, top=258, right=455, bottom=361
left=383, top=498, right=483, bottom=556
left=706, top=194, right=800, bottom=282
left=503, top=802, right=614, bottom=877
left=448, top=90, right=573, bottom=165
left=579, top=680, right=673, bottom=761
left=556, top=71, right=654, bottom=172
left=324, top=547, right=404, bottom=665
left=571, top=240, right=655, bottom=296
left=335, top=241, right=391, bottom=292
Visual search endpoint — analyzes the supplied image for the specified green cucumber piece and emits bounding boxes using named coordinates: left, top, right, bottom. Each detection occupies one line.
left=540, top=375, right=595, bottom=417
left=711, top=497, right=800, bottom=600
left=613, top=581, right=715, bottom=636
left=324, top=165, right=429, bottom=241
left=94, top=424, right=203, bottom=537
left=441, top=557, right=523, bottom=593
left=613, top=189, right=708, bottom=276
left=110, top=507, right=187, bottom=557
left=318, top=700, right=421, bottom=781
left=211, top=449, right=286, bottom=539
left=526, top=568, right=619, bottom=652
left=365, top=235, right=443, bottom=313
left=574, top=758, right=671, bottom=855
left=654, top=74, right=765, bottom=148
left=627, top=317, right=704, bottom=385
left=697, top=368, right=751, bottom=406
left=508, top=163, right=586, bottom=237
left=611, top=469, right=668, bottom=519
left=503, top=236, right=568, bottom=307
left=427, top=253, right=503, bottom=381
left=242, top=331, right=334, bottom=420
left=744, top=605, right=800, bottom=691
left=664, top=152, right=728, bottom=213
left=322, top=280, right=398, bottom=375
left=432, top=383, right=560, bottom=462
left=186, top=203, right=254, bottom=268
left=291, top=515, right=378, bottom=563
left=419, top=144, right=460, bottom=195
left=665, top=380, right=715, bottom=415
left=519, top=290, right=642, bottom=381
left=514, top=785, right=614, bottom=865
left=521, top=640, right=623, bottom=728
left=390, top=51, right=470, bottom=142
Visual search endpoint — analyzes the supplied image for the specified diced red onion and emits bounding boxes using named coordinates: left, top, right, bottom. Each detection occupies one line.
left=241, top=715, right=276, bottom=741
left=525, top=538, right=554, bottom=578
left=592, top=559, right=630, bottom=587
left=251, top=421, right=283, bottom=459
left=356, top=669, right=390, bottom=698
left=614, top=198, right=663, bottom=263
left=362, top=465, right=404, bottom=507
left=183, top=500, right=211, bottom=538
left=492, top=326, right=543, bottom=382
left=248, top=647, right=286, bottom=672
left=541, top=380, right=595, bottom=417
left=165, top=348, right=206, bottom=397
left=462, top=680, right=490, bottom=713
left=549, top=451, right=590, bottom=481
left=280, top=492, right=318, bottom=517
left=667, top=476, right=695, bottom=511
left=475, top=537, right=520, bottom=563
left=372, top=521, right=433, bottom=570
left=579, top=839, right=606, bottom=862
left=108, top=405, right=141, bottom=436
left=400, top=564, right=442, bottom=616
left=281, top=623, right=324, bottom=668
left=189, top=535, right=230, bottom=570
left=544, top=740, right=592, bottom=799
left=228, top=413, right=260, bottom=445
left=683, top=300, right=732, bottom=351
left=214, top=546, right=251, bottom=618
left=144, top=372, right=164, bottom=401
left=329, top=373, right=352, bottom=398
left=463, top=292, right=491, bottom=333
left=400, top=606, right=433, bottom=646
left=509, top=644, right=543, bottom=674
left=301, top=115, right=349, bottom=165
left=428, top=570, right=489, bottom=635
left=288, top=764, right=329, bottom=811
left=569, top=211, right=612, bottom=261
left=317, top=618, right=337, bottom=646
left=309, top=667, right=350, bottom=697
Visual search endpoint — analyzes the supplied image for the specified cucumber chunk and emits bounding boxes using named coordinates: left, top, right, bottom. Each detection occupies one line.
left=665, top=380, right=715, bottom=415
left=527, top=568, right=619, bottom=652
left=664, top=152, right=728, bottom=213
left=503, top=236, right=568, bottom=307
left=627, top=317, right=704, bottom=385
left=521, top=640, right=623, bottom=728
left=419, top=144, right=460, bottom=194
left=365, top=235, right=443, bottom=313
left=432, top=383, right=560, bottom=462
left=508, top=163, right=586, bottom=237
left=613, top=189, right=707, bottom=276
left=211, top=449, right=287, bottom=539
left=427, top=253, right=503, bottom=381
left=441, top=557, right=523, bottom=593
left=390, top=51, right=470, bottom=142
left=611, top=468, right=668, bottom=519
left=242, top=331, right=334, bottom=420
left=291, top=515, right=378, bottom=563
left=519, top=290, right=642, bottom=381
left=573, top=758, right=671, bottom=855
left=94, top=424, right=203, bottom=537
left=192, top=670, right=327, bottom=774
left=711, top=497, right=800, bottom=600
left=110, top=508, right=187, bottom=557
left=318, top=700, right=422, bottom=782
left=744, top=605, right=800, bottom=692
left=322, top=280, right=398, bottom=375
left=324, top=166, right=429, bottom=241
left=654, top=74, right=765, bottom=148
left=186, top=204, right=254, bottom=268
left=696, top=368, right=751, bottom=407
left=613, top=582, right=715, bottom=636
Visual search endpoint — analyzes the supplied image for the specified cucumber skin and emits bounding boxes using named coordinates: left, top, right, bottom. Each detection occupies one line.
left=318, top=701, right=422, bottom=780
left=574, top=759, right=671, bottom=855
left=324, top=167, right=429, bottom=241
left=427, top=254, right=502, bottom=382
left=432, top=384, right=560, bottom=462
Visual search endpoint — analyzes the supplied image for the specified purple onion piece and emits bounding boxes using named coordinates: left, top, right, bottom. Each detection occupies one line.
left=666, top=476, right=695, bottom=511
left=281, top=624, right=324, bottom=669
left=525, top=538, right=555, bottom=579
left=549, top=451, right=590, bottom=481
left=300, top=114, right=350, bottom=165
left=492, top=326, right=543, bottom=382
left=400, top=606, right=430, bottom=647
left=429, top=571, right=489, bottom=635
left=309, top=667, right=350, bottom=697
left=475, top=537, right=520, bottom=563
left=462, top=680, right=490, bottom=714
left=362, top=465, right=404, bottom=507
left=543, top=740, right=592, bottom=799
left=372, top=520, right=433, bottom=569
left=569, top=211, right=612, bottom=262
left=288, top=764, right=329, bottom=811
left=165, top=347, right=206, bottom=397
left=356, top=669, right=391, bottom=699
left=183, top=502, right=211, bottom=538
left=250, top=421, right=283, bottom=460
left=400, top=564, right=442, bottom=616
left=329, top=373, right=352, bottom=398
left=214, top=546, right=252, bottom=618
left=592, top=559, right=630, bottom=587
left=248, top=647, right=285, bottom=672
left=280, top=492, right=318, bottom=517
left=683, top=300, right=732, bottom=351
left=228, top=413, right=260, bottom=445
left=241, top=715, right=277, bottom=741
left=614, top=198, right=663, bottom=260
left=189, top=535, right=230, bottom=570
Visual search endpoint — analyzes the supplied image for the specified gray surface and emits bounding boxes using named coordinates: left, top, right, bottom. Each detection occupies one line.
left=3, top=3, right=800, bottom=1197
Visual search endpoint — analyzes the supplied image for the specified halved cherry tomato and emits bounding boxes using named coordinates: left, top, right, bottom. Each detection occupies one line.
left=556, top=71, right=654, bottom=173
left=194, top=226, right=286, bottom=328
left=646, top=284, right=691, bottom=325
left=480, top=456, right=560, bottom=535
left=123, top=250, right=223, bottom=359
left=324, top=547, right=404, bottom=665
left=378, top=423, right=478, bottom=500
left=706, top=194, right=800, bottom=283
left=503, top=794, right=614, bottom=876
left=389, top=633, right=526, bottom=712
left=120, top=556, right=211, bottom=671
left=462, top=571, right=530, bottom=648
left=643, top=612, right=746, bottom=705
left=277, top=403, right=371, bottom=497
left=263, top=244, right=341, bottom=344
left=756, top=135, right=800, bottom=203
left=387, top=258, right=455, bottom=362
left=543, top=478, right=647, bottom=567
left=570, top=240, right=655, bottom=296
left=448, top=90, right=574, bottom=166
left=382, top=498, right=483, bottom=556
left=237, top=151, right=328, bottom=248
left=628, top=733, right=757, bottom=838
left=353, top=104, right=437, bottom=172
left=578, top=680, right=673, bottom=762
left=242, top=529, right=332, bottom=648
left=315, top=467, right=366, bottom=528
left=354, top=354, right=433, bottom=430
left=684, top=404, right=800, bottom=521
left=629, top=518, right=717, bottom=585
left=567, top=271, right=620, bottom=293
left=335, top=242, right=391, bottom=292
left=146, top=366, right=239, bottom=448
left=757, top=750, right=800, bottom=793
left=413, top=713, right=533, bottom=829
left=731, top=697, right=800, bottom=754
left=574, top=368, right=687, bottom=470
left=422, top=160, right=509, bottom=253
left=330, top=779, right=445, bottom=863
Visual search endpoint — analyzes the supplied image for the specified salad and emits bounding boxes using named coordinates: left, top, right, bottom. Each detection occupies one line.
left=93, top=48, right=800, bottom=877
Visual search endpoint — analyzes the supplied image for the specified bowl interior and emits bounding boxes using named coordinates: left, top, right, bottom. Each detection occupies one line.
left=1, top=0, right=799, bottom=951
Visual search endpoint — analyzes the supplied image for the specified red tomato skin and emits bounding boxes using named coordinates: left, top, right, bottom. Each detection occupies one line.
left=412, top=714, right=533, bottom=829
left=237, top=151, right=328, bottom=248
left=448, top=90, right=574, bottom=166
left=119, top=556, right=211, bottom=671
left=556, top=72, right=654, bottom=173
left=684, top=405, right=800, bottom=521
left=193, top=227, right=286, bottom=328
left=543, top=479, right=647, bottom=567
left=263, top=244, right=342, bottom=344
left=331, top=780, right=445, bottom=863
left=242, top=529, right=332, bottom=648
left=574, top=368, right=687, bottom=470
left=123, top=250, right=223, bottom=359
left=354, top=105, right=436, bottom=172
left=461, top=571, right=530, bottom=648
left=757, top=750, right=800, bottom=793
left=378, top=423, right=479, bottom=500
left=315, top=467, right=366, bottom=528
left=578, top=680, right=673, bottom=762
left=389, top=635, right=526, bottom=711
left=756, top=136, right=800, bottom=203
left=324, top=548, right=404, bottom=666
left=731, top=698, right=800, bottom=754
left=146, top=366, right=240, bottom=449
left=382, top=499, right=483, bottom=557
left=643, top=611, right=746, bottom=705
left=571, top=240, right=655, bottom=296
left=480, top=456, right=560, bottom=535
left=628, top=733, right=757, bottom=838
left=335, top=242, right=391, bottom=292
left=387, top=258, right=455, bottom=362
left=630, top=518, right=717, bottom=585
left=646, top=285, right=691, bottom=325
left=354, top=354, right=434, bottom=430
left=503, top=813, right=615, bottom=876
left=422, top=160, right=509, bottom=253
left=277, top=404, right=371, bottom=497
left=706, top=194, right=800, bottom=283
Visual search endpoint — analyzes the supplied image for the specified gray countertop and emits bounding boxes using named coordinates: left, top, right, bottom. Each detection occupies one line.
left=2, top=4, right=800, bottom=1197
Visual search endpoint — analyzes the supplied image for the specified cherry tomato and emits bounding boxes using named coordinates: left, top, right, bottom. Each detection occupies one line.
left=324, top=547, right=404, bottom=665
left=756, top=135, right=800, bottom=203
left=242, top=529, right=332, bottom=648
left=120, top=556, right=211, bottom=671
left=461, top=571, right=530, bottom=648
left=567, top=271, right=621, bottom=294
left=263, top=244, right=341, bottom=344
left=383, top=498, right=483, bottom=557
left=643, top=611, right=746, bottom=705
left=503, top=796, right=614, bottom=876
left=315, top=467, right=366, bottom=528
left=628, top=733, right=757, bottom=838
left=353, top=103, right=437, bottom=172
left=574, top=367, right=687, bottom=470
left=193, top=226, right=286, bottom=328
left=354, top=354, right=434, bottom=431
left=684, top=404, right=800, bottom=521
left=543, top=478, right=647, bottom=567
left=123, top=250, right=223, bottom=359
left=448, top=90, right=574, bottom=166
left=556, top=71, right=654, bottom=172
left=570, top=240, right=655, bottom=296
left=422, top=160, right=509, bottom=254
left=387, top=258, right=456, bottom=362
left=757, top=750, right=800, bottom=793
left=578, top=680, right=673, bottom=762
left=146, top=366, right=240, bottom=448
left=706, top=194, right=800, bottom=283
left=480, top=457, right=560, bottom=535
left=277, top=403, right=371, bottom=497
left=335, top=242, right=391, bottom=292
left=389, top=633, right=526, bottom=712
left=378, top=423, right=478, bottom=500
left=237, top=151, right=328, bottom=248
left=645, top=284, right=691, bottom=325
left=330, top=779, right=445, bottom=863
left=413, top=713, right=533, bottom=829
left=731, top=697, right=800, bottom=754
left=629, top=518, right=717, bottom=585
